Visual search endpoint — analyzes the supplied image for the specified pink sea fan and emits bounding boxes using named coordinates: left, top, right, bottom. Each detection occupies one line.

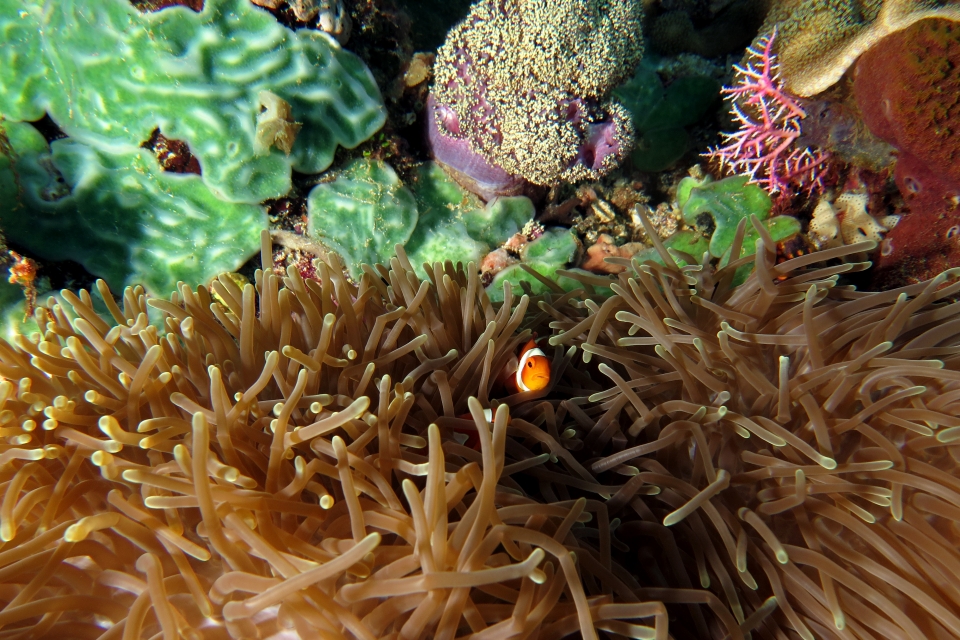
left=706, top=30, right=830, bottom=196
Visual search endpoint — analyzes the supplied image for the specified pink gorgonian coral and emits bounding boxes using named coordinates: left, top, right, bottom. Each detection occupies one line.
left=705, top=30, right=829, bottom=196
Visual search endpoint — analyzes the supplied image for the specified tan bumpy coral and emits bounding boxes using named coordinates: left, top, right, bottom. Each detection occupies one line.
left=2, top=221, right=960, bottom=639
left=758, top=0, right=960, bottom=96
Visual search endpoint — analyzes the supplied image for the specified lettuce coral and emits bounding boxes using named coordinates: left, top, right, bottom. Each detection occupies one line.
left=0, top=121, right=267, bottom=294
left=307, top=158, right=419, bottom=277
left=307, top=159, right=536, bottom=279
left=0, top=0, right=385, bottom=204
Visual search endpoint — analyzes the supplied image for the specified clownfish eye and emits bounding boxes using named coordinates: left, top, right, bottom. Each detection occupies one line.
left=527, top=361, right=533, bottom=367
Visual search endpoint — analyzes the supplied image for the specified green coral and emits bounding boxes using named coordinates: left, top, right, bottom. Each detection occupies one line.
left=0, top=0, right=385, bottom=203
left=487, top=228, right=579, bottom=302
left=677, top=175, right=799, bottom=263
left=614, top=65, right=719, bottom=172
left=632, top=175, right=799, bottom=280
left=0, top=121, right=267, bottom=293
left=406, top=163, right=533, bottom=270
left=308, top=159, right=419, bottom=278
left=307, top=160, right=534, bottom=278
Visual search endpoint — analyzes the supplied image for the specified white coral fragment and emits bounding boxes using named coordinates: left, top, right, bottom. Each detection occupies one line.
left=255, top=91, right=303, bottom=156
left=808, top=192, right=899, bottom=251
left=808, top=197, right=841, bottom=249
left=835, top=192, right=898, bottom=245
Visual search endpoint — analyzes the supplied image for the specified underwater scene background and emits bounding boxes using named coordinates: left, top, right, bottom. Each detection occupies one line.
left=1, top=0, right=960, bottom=637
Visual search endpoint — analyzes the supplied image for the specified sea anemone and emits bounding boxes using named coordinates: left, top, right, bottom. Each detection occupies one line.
left=545, top=214, right=960, bottom=639
left=1, top=221, right=960, bottom=639
left=0, top=232, right=662, bottom=639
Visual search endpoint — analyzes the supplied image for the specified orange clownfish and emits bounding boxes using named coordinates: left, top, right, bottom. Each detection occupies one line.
left=453, top=340, right=551, bottom=450
left=499, top=338, right=551, bottom=394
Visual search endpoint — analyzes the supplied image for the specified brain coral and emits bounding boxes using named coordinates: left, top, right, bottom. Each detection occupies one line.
left=428, top=0, right=643, bottom=198
left=756, top=0, right=960, bottom=96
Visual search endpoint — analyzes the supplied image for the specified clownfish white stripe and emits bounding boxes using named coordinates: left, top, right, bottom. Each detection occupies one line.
left=516, top=348, right=546, bottom=392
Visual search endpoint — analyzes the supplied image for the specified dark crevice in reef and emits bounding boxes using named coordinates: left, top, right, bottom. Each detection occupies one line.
left=28, top=114, right=67, bottom=145
left=130, top=0, right=204, bottom=12
left=141, top=129, right=202, bottom=175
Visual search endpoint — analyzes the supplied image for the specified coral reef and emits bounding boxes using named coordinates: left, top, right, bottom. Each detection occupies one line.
left=676, top=174, right=800, bottom=261
left=648, top=0, right=766, bottom=57
left=0, top=238, right=669, bottom=639
left=609, top=174, right=801, bottom=281
left=485, top=227, right=580, bottom=300
left=757, top=0, right=960, bottom=96
left=4, top=0, right=960, bottom=632
left=582, top=233, right=648, bottom=274
left=2, top=225, right=960, bottom=638
left=427, top=0, right=644, bottom=198
left=807, top=191, right=900, bottom=250
left=252, top=0, right=353, bottom=43
left=406, top=163, right=537, bottom=272
left=705, top=32, right=829, bottom=196
left=396, top=0, right=473, bottom=50
left=0, top=0, right=386, bottom=292
left=546, top=221, right=960, bottom=640
left=614, top=64, right=720, bottom=173
left=854, top=18, right=960, bottom=197
left=307, top=158, right=419, bottom=277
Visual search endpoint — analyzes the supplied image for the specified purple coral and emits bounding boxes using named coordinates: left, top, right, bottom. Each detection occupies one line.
left=705, top=31, right=829, bottom=196
left=428, top=0, right=644, bottom=200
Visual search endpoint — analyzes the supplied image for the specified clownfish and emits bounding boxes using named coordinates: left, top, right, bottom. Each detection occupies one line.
left=453, top=339, right=551, bottom=449
left=499, top=338, right=551, bottom=394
